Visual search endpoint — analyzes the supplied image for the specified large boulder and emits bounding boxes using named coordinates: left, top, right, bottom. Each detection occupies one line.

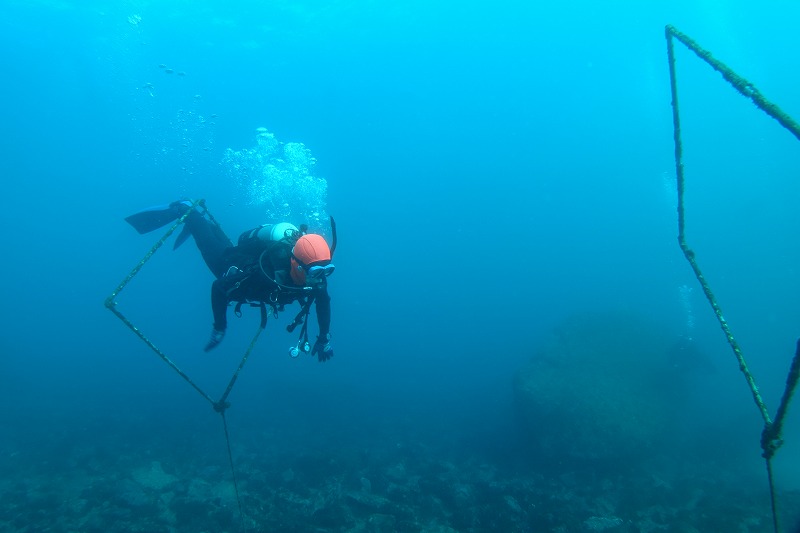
left=514, top=312, right=694, bottom=464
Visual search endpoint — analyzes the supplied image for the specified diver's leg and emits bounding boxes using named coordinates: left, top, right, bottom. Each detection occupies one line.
left=184, top=211, right=234, bottom=279
left=202, top=279, right=229, bottom=351
left=210, top=278, right=229, bottom=332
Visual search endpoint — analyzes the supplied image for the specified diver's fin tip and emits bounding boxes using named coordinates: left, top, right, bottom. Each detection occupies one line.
left=125, top=203, right=182, bottom=234
left=173, top=225, right=193, bottom=249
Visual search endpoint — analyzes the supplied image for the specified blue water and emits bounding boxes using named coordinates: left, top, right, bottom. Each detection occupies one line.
left=2, top=1, right=800, bottom=531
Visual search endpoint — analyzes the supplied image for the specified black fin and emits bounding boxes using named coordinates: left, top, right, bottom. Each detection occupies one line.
left=125, top=204, right=181, bottom=234
left=173, top=224, right=193, bottom=249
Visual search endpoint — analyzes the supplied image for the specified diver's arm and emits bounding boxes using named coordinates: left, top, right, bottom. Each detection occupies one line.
left=314, top=283, right=331, bottom=337
left=310, top=282, right=333, bottom=362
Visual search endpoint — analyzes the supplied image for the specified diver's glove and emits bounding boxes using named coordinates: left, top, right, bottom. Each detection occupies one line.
left=204, top=328, right=226, bottom=352
left=311, top=333, right=334, bottom=362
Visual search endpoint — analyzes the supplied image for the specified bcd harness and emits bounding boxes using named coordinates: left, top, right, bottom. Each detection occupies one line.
left=225, top=216, right=336, bottom=354
left=224, top=238, right=316, bottom=351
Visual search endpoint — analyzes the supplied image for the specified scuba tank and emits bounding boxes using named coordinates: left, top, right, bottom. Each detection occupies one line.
left=237, top=222, right=300, bottom=249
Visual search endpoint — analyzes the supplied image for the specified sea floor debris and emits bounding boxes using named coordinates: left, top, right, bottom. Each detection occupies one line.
left=1, top=430, right=795, bottom=533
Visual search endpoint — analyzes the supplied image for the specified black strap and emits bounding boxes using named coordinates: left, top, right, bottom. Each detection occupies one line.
left=259, top=301, right=268, bottom=329
left=232, top=300, right=270, bottom=329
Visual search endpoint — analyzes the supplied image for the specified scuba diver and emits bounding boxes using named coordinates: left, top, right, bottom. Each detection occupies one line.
left=125, top=200, right=335, bottom=360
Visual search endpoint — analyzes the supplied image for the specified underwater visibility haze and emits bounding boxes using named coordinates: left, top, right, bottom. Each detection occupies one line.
left=2, top=0, right=800, bottom=531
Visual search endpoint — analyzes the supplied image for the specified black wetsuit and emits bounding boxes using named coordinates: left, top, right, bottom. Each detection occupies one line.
left=185, top=211, right=331, bottom=336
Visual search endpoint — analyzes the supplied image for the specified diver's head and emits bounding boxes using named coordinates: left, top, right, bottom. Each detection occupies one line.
left=290, top=233, right=335, bottom=286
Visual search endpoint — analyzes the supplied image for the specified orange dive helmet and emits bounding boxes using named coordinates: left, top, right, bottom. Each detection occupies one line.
left=290, top=233, right=334, bottom=285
